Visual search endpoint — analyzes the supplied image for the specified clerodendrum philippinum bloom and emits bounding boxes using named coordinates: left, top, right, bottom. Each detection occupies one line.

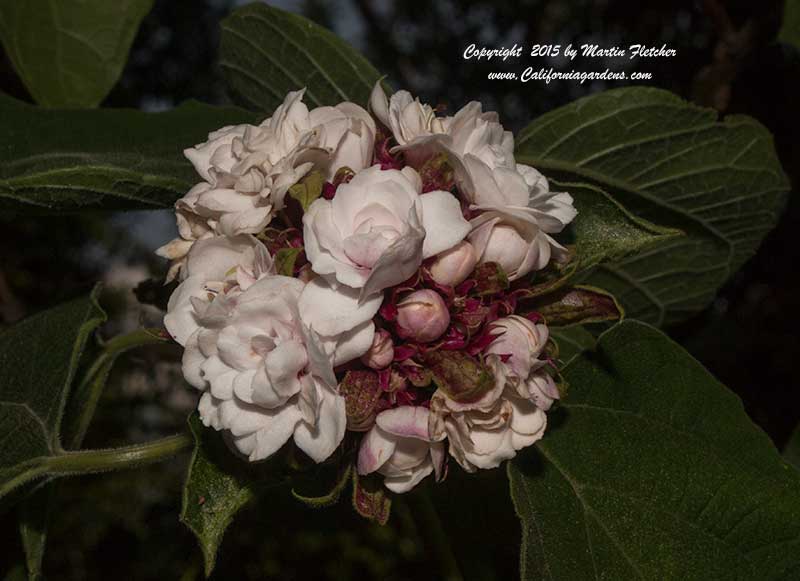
left=159, top=82, right=577, bottom=494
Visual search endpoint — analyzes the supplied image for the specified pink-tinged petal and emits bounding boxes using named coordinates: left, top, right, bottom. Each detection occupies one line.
left=218, top=205, right=272, bottom=236
left=299, top=324, right=337, bottom=391
left=200, top=355, right=236, bottom=399
left=369, top=82, right=391, bottom=127
left=430, top=442, right=446, bottom=481
left=195, top=188, right=254, bottom=213
left=182, top=330, right=207, bottom=389
left=467, top=215, right=501, bottom=259
left=328, top=129, right=372, bottom=176
left=231, top=368, right=258, bottom=403
left=463, top=428, right=516, bottom=470
left=184, top=124, right=247, bottom=183
left=383, top=459, right=433, bottom=493
left=376, top=406, right=431, bottom=440
left=248, top=405, right=305, bottom=461
left=381, top=438, right=430, bottom=474
left=360, top=205, right=425, bottom=299
left=184, top=235, right=259, bottom=281
left=419, top=190, right=471, bottom=258
left=246, top=340, right=306, bottom=407
left=331, top=171, right=371, bottom=233
left=293, top=385, right=347, bottom=463
left=299, top=277, right=382, bottom=336
left=329, top=320, right=375, bottom=366
left=308, top=199, right=350, bottom=267
left=509, top=397, right=547, bottom=439
left=164, top=276, right=206, bottom=346
left=357, top=425, right=397, bottom=474
left=337, top=101, right=377, bottom=135
left=198, top=392, right=224, bottom=430
left=301, top=201, right=338, bottom=277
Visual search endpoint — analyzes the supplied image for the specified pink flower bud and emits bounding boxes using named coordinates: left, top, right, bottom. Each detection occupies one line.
left=360, top=329, right=395, bottom=369
left=396, top=289, right=450, bottom=343
left=429, top=241, right=478, bottom=287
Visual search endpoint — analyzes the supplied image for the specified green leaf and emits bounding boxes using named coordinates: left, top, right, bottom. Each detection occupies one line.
left=181, top=413, right=289, bottom=577
left=0, top=288, right=106, bottom=499
left=508, top=321, right=800, bottom=580
left=273, top=247, right=303, bottom=277
left=18, top=484, right=54, bottom=581
left=0, top=93, right=256, bottom=213
left=219, top=2, right=383, bottom=112
left=562, top=181, right=681, bottom=274
left=550, top=326, right=596, bottom=365
left=0, top=0, right=153, bottom=108
left=518, top=88, right=789, bottom=326
left=288, top=171, right=325, bottom=211
left=65, top=328, right=166, bottom=449
left=780, top=0, right=800, bottom=50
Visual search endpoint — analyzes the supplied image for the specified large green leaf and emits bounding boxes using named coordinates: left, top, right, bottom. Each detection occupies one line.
left=508, top=321, right=800, bottom=580
left=517, top=88, right=789, bottom=326
left=550, top=326, right=596, bottom=365
left=0, top=289, right=106, bottom=499
left=181, top=414, right=290, bottom=577
left=0, top=93, right=256, bottom=213
left=561, top=180, right=680, bottom=274
left=0, top=0, right=153, bottom=108
left=219, top=2, right=382, bottom=112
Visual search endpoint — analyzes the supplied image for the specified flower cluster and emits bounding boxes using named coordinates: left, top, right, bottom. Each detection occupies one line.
left=159, top=84, right=576, bottom=493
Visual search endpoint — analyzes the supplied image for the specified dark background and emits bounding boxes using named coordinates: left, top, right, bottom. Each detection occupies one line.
left=1, top=1, right=798, bottom=579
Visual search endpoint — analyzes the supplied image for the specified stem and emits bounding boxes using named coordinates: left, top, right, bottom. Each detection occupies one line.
left=66, top=328, right=166, bottom=449
left=408, top=489, right=464, bottom=581
left=45, top=433, right=191, bottom=475
left=0, top=434, right=192, bottom=499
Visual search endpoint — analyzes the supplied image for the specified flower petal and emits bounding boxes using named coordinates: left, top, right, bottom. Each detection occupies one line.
left=293, top=384, right=347, bottom=463
left=299, top=276, right=383, bottom=336
left=357, top=425, right=397, bottom=474
left=360, top=204, right=425, bottom=299
left=419, top=190, right=471, bottom=258
left=375, top=406, right=431, bottom=440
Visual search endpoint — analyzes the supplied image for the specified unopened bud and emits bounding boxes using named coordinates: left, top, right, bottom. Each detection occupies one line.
left=429, top=241, right=477, bottom=287
left=396, top=289, right=450, bottom=343
left=360, top=329, right=395, bottom=369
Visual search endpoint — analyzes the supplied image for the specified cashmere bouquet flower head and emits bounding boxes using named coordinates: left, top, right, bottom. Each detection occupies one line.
left=160, top=82, right=579, bottom=502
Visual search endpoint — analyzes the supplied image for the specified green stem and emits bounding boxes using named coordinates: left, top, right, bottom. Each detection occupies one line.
left=0, top=433, right=192, bottom=499
left=45, top=433, right=191, bottom=475
left=66, top=328, right=166, bottom=449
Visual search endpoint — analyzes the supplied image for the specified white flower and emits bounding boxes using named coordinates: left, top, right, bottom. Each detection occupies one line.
left=365, top=84, right=576, bottom=278
left=297, top=276, right=382, bottom=367
left=429, top=357, right=547, bottom=472
left=303, top=165, right=470, bottom=298
left=159, top=90, right=376, bottom=280
left=468, top=166, right=576, bottom=280
left=370, top=84, right=449, bottom=147
left=486, top=316, right=560, bottom=411
left=357, top=406, right=446, bottom=493
left=164, top=235, right=274, bottom=346
left=185, top=274, right=346, bottom=463
left=308, top=102, right=376, bottom=180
